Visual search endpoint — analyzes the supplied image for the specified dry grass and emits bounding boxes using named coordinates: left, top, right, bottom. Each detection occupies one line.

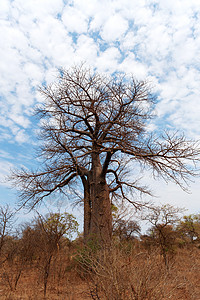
left=0, top=243, right=199, bottom=299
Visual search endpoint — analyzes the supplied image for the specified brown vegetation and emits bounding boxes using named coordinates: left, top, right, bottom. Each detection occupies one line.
left=0, top=206, right=199, bottom=299
left=0, top=239, right=199, bottom=299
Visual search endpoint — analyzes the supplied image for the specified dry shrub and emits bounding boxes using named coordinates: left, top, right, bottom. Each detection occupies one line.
left=0, top=239, right=199, bottom=299
left=170, top=247, right=200, bottom=299
left=77, top=243, right=200, bottom=300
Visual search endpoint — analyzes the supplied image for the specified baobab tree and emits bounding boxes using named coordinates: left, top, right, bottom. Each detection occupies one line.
left=10, top=65, right=200, bottom=246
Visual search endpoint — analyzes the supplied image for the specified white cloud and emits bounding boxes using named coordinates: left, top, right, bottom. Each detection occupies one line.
left=74, top=35, right=98, bottom=64
left=126, top=4, right=153, bottom=26
left=0, top=130, right=12, bottom=142
left=0, top=150, right=13, bottom=160
left=0, top=160, right=14, bottom=186
left=12, top=0, right=64, bottom=19
left=73, top=0, right=99, bottom=16
left=173, top=38, right=199, bottom=66
left=121, top=31, right=137, bottom=51
left=0, top=0, right=200, bottom=143
left=96, top=47, right=121, bottom=73
left=119, top=52, right=148, bottom=80
left=44, top=68, right=58, bottom=86
left=23, top=63, right=44, bottom=87
left=100, top=14, right=128, bottom=42
left=0, top=0, right=10, bottom=17
left=89, top=12, right=107, bottom=32
left=10, top=113, right=30, bottom=129
left=62, top=6, right=88, bottom=34
left=15, top=129, right=29, bottom=143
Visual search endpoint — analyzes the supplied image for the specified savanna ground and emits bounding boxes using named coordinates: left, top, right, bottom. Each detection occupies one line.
left=0, top=240, right=199, bottom=300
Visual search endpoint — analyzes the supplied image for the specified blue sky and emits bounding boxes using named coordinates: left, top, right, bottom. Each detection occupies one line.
left=0, top=0, right=200, bottom=225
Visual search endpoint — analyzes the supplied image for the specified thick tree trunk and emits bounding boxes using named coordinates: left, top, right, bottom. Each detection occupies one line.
left=83, top=177, right=91, bottom=241
left=83, top=152, right=112, bottom=247
left=90, top=177, right=112, bottom=246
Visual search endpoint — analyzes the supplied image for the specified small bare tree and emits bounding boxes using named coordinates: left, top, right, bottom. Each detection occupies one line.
left=143, top=204, right=185, bottom=266
left=0, top=206, right=18, bottom=291
left=0, top=205, right=14, bottom=255
left=1, top=236, right=25, bottom=291
left=10, top=65, right=200, bottom=247
left=32, top=212, right=78, bottom=297
left=112, top=205, right=140, bottom=241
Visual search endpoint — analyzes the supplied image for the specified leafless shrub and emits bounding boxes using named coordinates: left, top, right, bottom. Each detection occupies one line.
left=0, top=233, right=32, bottom=292
left=77, top=242, right=200, bottom=300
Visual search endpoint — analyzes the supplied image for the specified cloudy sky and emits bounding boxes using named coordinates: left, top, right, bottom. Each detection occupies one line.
left=0, top=0, right=200, bottom=223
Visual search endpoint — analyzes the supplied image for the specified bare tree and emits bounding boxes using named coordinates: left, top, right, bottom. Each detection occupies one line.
left=143, top=204, right=185, bottom=266
left=112, top=204, right=140, bottom=241
left=0, top=205, right=14, bottom=255
left=36, top=212, right=78, bottom=297
left=10, top=65, right=200, bottom=247
left=18, top=212, right=78, bottom=297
